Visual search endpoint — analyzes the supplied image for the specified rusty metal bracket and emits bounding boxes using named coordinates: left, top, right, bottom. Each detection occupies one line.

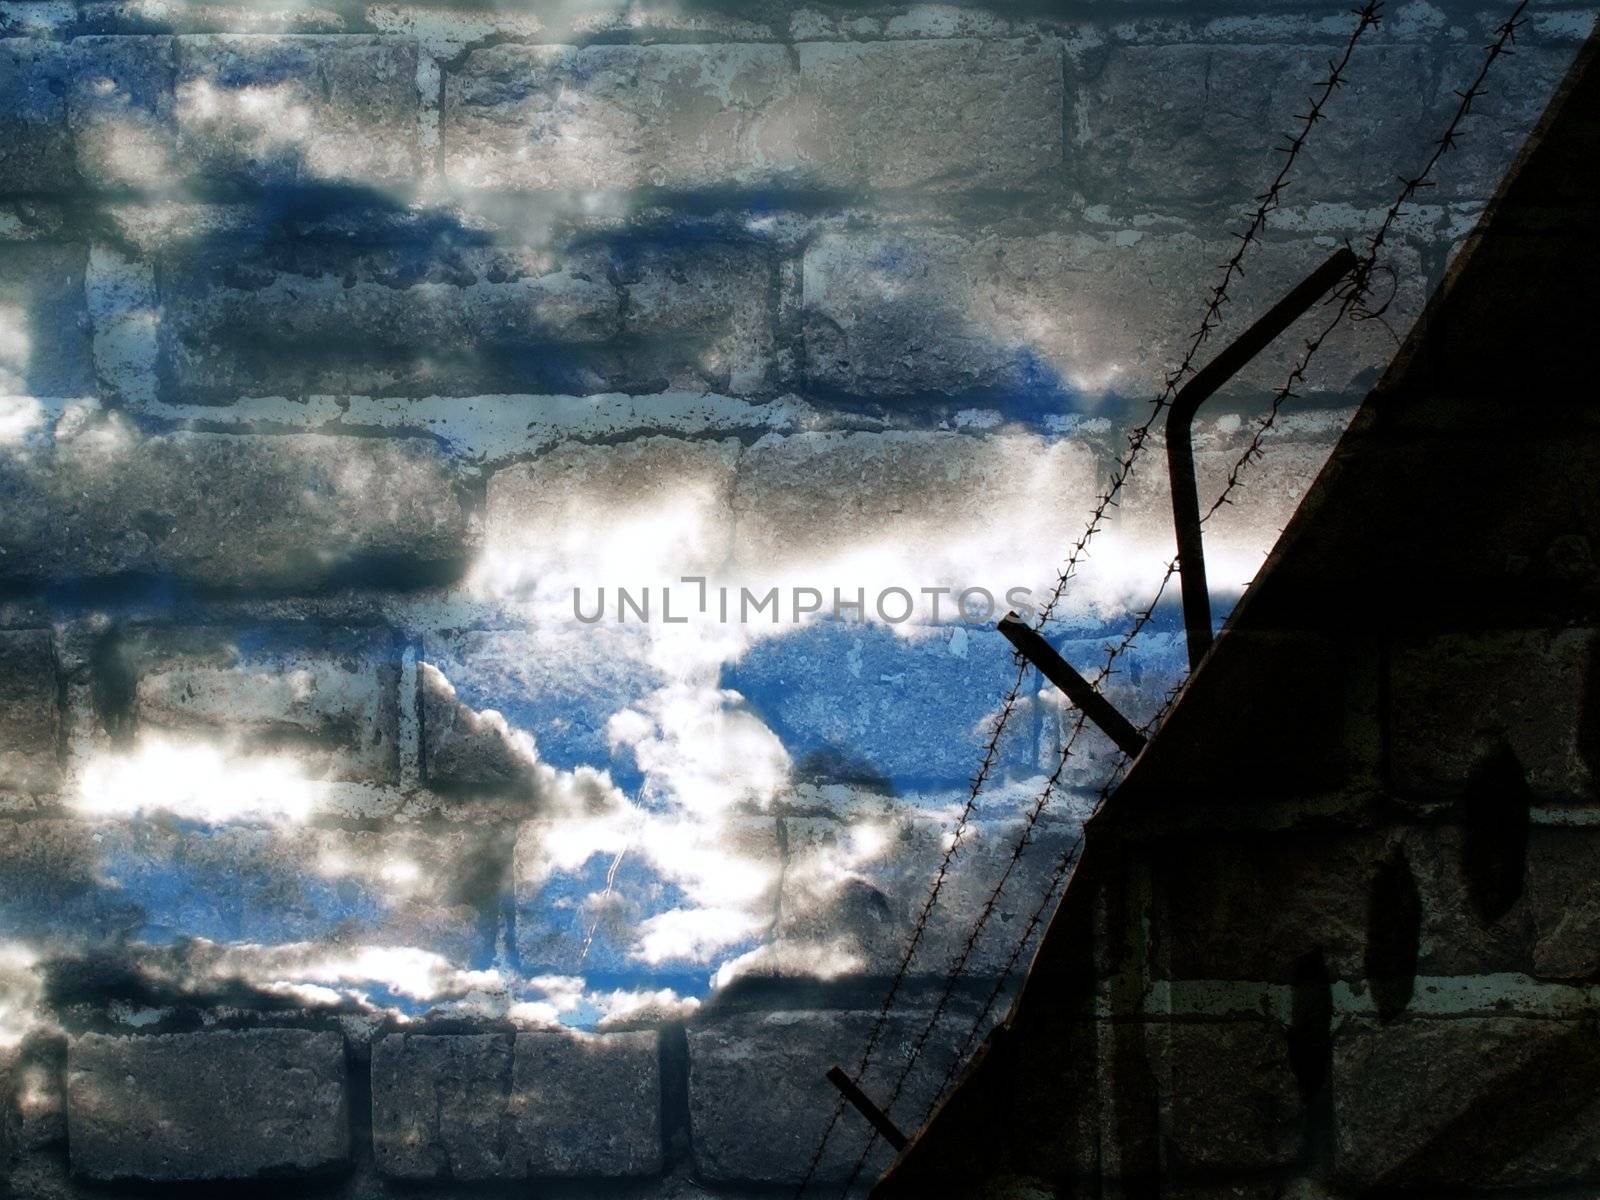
left=1167, top=246, right=1358, bottom=671
left=826, top=1066, right=910, bottom=1153
left=998, top=613, right=1146, bottom=759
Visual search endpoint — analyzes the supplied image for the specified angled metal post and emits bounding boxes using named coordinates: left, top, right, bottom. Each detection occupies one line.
left=827, top=1067, right=910, bottom=1153
left=1167, top=246, right=1358, bottom=671
left=998, top=613, right=1146, bottom=759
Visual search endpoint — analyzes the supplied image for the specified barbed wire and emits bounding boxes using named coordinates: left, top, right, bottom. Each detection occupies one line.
left=896, top=0, right=1532, bottom=1151
left=804, top=7, right=1388, bottom=1195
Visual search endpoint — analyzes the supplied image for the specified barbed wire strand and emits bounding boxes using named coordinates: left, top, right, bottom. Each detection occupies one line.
left=807, top=7, right=1389, bottom=1194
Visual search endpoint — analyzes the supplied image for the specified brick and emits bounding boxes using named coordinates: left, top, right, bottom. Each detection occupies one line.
left=0, top=420, right=474, bottom=590
left=67, top=1029, right=348, bottom=1180
left=67, top=36, right=177, bottom=191
left=801, top=230, right=1422, bottom=402
left=1333, top=1016, right=1600, bottom=1188
left=0, top=818, right=490, bottom=961
left=371, top=1033, right=513, bottom=1179
left=1156, top=1020, right=1302, bottom=1172
left=173, top=35, right=421, bottom=187
left=423, top=626, right=662, bottom=772
left=790, top=38, right=1063, bottom=190
left=0, top=242, right=94, bottom=397
left=725, top=621, right=1039, bottom=790
left=730, top=430, right=1097, bottom=584
left=0, top=630, right=59, bottom=794
left=1072, top=43, right=1571, bottom=207
left=0, top=41, right=75, bottom=194
left=487, top=436, right=741, bottom=589
left=1392, top=629, right=1596, bottom=803
left=688, top=1009, right=976, bottom=1184
left=772, top=814, right=1076, bottom=979
left=122, top=625, right=400, bottom=784
left=156, top=236, right=773, bottom=400
left=509, top=1029, right=660, bottom=1176
left=1154, top=832, right=1379, bottom=983
left=443, top=43, right=798, bottom=192
left=420, top=660, right=539, bottom=795
left=513, top=815, right=781, bottom=975
left=371, top=1030, right=661, bottom=1179
left=1526, top=827, right=1600, bottom=979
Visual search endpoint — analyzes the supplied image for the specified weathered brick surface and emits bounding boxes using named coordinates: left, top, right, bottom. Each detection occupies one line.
left=0, top=630, right=59, bottom=794
left=372, top=1031, right=661, bottom=1178
left=790, top=38, right=1063, bottom=190
left=67, top=1029, right=349, bottom=1180
left=0, top=40, right=74, bottom=194
left=1157, top=1021, right=1303, bottom=1173
left=725, top=622, right=1040, bottom=788
left=513, top=815, right=782, bottom=974
left=1333, top=1017, right=1600, bottom=1188
left=1072, top=42, right=1573, bottom=206
left=424, top=625, right=662, bottom=770
left=0, top=242, right=94, bottom=397
left=67, top=36, right=176, bottom=191
left=688, top=1009, right=976, bottom=1184
left=372, top=1034, right=514, bottom=1179
left=444, top=43, right=798, bottom=192
left=156, top=236, right=774, bottom=400
left=773, top=814, right=1076, bottom=978
left=802, top=229, right=1422, bottom=401
left=122, top=624, right=401, bottom=783
left=1525, top=826, right=1600, bottom=979
left=729, top=430, right=1098, bottom=583
left=174, top=35, right=421, bottom=186
left=442, top=38, right=1061, bottom=194
left=510, top=1029, right=661, bottom=1176
left=0, top=817, right=490, bottom=959
left=1155, top=832, right=1379, bottom=982
left=0, top=422, right=473, bottom=589
left=487, top=436, right=742, bottom=586
left=1392, top=629, right=1597, bottom=802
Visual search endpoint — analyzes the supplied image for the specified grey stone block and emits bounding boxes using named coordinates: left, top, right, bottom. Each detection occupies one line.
left=802, top=230, right=1421, bottom=402
left=0, top=242, right=94, bottom=398
left=155, top=236, right=774, bottom=400
left=1072, top=43, right=1572, bottom=207
left=123, top=624, right=400, bottom=784
left=688, top=1009, right=976, bottom=1184
left=372, top=1034, right=514, bottom=1179
left=443, top=43, right=799, bottom=192
left=0, top=41, right=75, bottom=194
left=0, top=420, right=474, bottom=589
left=371, top=1030, right=661, bottom=1179
left=67, top=36, right=178, bottom=191
left=1526, top=827, right=1600, bottom=979
left=1333, top=1016, right=1600, bottom=1188
left=1392, top=629, right=1596, bottom=802
left=487, top=436, right=741, bottom=589
left=423, top=626, right=663, bottom=771
left=67, top=1029, right=349, bottom=1180
left=513, top=815, right=782, bottom=975
left=173, top=35, right=421, bottom=187
left=1156, top=1020, right=1303, bottom=1172
left=730, top=430, right=1097, bottom=584
left=0, top=630, right=59, bottom=794
left=510, top=1029, right=661, bottom=1176
left=791, top=38, right=1063, bottom=191
left=725, top=620, right=1040, bottom=789
left=0, top=816, right=491, bottom=960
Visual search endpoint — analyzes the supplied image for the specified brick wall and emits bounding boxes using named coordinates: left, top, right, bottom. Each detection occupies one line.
left=1, top=0, right=1590, bottom=1195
